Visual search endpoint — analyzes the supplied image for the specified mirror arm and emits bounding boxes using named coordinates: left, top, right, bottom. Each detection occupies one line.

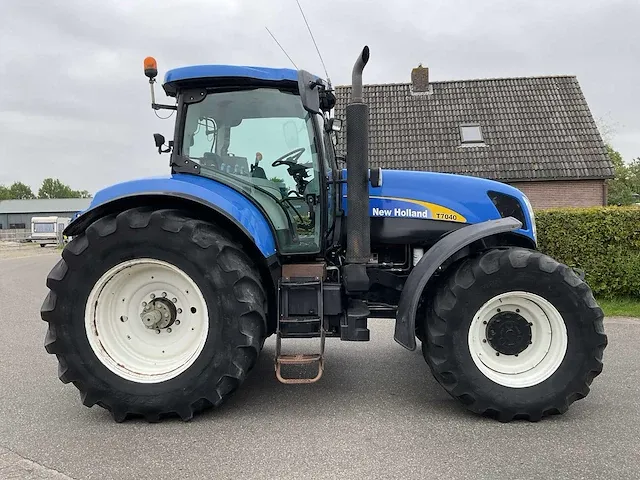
left=156, top=141, right=173, bottom=155
left=152, top=103, right=178, bottom=111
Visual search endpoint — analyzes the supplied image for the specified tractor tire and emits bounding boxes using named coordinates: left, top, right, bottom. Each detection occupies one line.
left=41, top=207, right=266, bottom=422
left=421, top=247, right=607, bottom=422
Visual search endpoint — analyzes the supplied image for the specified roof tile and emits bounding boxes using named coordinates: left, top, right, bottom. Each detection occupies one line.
left=334, top=76, right=613, bottom=181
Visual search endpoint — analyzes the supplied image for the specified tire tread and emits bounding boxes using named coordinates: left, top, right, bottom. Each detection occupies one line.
left=424, top=247, right=607, bottom=422
left=41, top=207, right=266, bottom=422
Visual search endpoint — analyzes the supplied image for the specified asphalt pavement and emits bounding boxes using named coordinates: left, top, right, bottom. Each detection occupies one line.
left=1, top=254, right=639, bottom=480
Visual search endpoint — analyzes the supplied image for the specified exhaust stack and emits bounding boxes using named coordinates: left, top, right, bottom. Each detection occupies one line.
left=345, top=46, right=371, bottom=268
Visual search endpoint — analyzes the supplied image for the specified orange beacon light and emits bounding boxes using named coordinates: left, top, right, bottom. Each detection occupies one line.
left=144, top=56, right=158, bottom=79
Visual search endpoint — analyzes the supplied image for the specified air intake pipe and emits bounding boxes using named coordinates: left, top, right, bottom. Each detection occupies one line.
left=345, top=46, right=370, bottom=268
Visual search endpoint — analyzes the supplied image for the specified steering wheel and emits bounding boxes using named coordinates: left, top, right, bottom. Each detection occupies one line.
left=271, top=147, right=306, bottom=168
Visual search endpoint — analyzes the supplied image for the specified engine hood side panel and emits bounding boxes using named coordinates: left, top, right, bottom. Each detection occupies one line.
left=340, top=169, right=536, bottom=242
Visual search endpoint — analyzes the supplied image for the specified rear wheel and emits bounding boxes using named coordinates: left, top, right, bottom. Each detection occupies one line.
left=41, top=207, right=266, bottom=422
left=422, top=247, right=607, bottom=422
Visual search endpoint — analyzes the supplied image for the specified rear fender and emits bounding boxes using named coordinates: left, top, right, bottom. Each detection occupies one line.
left=394, top=217, right=524, bottom=351
left=65, top=176, right=278, bottom=258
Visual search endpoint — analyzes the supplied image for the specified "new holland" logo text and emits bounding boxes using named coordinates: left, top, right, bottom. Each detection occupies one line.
left=372, top=207, right=430, bottom=218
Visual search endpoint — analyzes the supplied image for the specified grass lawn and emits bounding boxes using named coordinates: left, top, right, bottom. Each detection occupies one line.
left=597, top=297, right=640, bottom=318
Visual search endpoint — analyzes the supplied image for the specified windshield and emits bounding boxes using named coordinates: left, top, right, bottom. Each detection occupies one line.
left=181, top=88, right=321, bottom=254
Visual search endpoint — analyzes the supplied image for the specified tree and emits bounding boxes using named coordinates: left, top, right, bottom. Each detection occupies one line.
left=606, top=145, right=640, bottom=206
left=38, top=178, right=89, bottom=199
left=0, top=182, right=35, bottom=200
left=8, top=182, right=35, bottom=199
left=76, top=190, right=92, bottom=199
left=0, top=179, right=89, bottom=201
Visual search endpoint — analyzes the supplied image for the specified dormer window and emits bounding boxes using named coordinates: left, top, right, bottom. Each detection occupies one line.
left=460, top=124, right=484, bottom=145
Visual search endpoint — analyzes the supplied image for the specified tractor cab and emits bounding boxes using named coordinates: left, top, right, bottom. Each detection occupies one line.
left=148, top=60, right=341, bottom=256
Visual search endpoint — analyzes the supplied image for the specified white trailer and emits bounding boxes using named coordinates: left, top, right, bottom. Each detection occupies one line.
left=30, top=216, right=71, bottom=247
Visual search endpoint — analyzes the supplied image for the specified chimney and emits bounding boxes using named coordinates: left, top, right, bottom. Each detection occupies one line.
left=411, top=64, right=429, bottom=93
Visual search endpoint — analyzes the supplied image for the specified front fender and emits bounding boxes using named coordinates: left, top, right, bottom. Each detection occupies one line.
left=394, top=217, right=523, bottom=351
left=65, top=174, right=277, bottom=258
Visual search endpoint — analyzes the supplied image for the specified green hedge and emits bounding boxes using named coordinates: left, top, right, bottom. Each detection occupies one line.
left=535, top=206, right=640, bottom=298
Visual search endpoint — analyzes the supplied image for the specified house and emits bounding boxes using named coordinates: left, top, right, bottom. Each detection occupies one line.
left=0, top=198, right=92, bottom=230
left=333, top=66, right=614, bottom=209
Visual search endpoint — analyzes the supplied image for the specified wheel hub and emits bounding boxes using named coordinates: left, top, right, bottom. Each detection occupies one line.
left=486, top=312, right=532, bottom=355
left=140, top=297, right=177, bottom=330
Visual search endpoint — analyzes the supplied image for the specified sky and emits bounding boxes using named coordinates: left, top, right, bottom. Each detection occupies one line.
left=0, top=0, right=638, bottom=194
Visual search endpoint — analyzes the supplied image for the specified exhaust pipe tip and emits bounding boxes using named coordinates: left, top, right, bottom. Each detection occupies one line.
left=360, top=46, right=370, bottom=66
left=351, top=46, right=370, bottom=103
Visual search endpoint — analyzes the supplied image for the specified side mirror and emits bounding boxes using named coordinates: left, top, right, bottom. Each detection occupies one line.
left=153, top=133, right=173, bottom=154
left=153, top=133, right=165, bottom=148
left=283, top=121, right=300, bottom=149
left=370, top=167, right=383, bottom=188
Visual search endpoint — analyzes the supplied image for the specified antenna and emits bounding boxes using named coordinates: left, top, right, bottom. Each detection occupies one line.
left=265, top=27, right=298, bottom=70
left=295, top=0, right=330, bottom=86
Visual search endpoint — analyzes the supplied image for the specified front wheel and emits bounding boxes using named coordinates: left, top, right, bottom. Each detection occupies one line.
left=41, top=208, right=266, bottom=422
left=422, top=248, right=607, bottom=422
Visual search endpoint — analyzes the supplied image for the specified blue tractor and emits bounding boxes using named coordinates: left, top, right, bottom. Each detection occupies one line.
left=41, top=47, right=607, bottom=423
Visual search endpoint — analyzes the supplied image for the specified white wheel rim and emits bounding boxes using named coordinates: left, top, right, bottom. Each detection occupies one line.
left=85, top=259, right=209, bottom=383
left=467, top=291, right=568, bottom=388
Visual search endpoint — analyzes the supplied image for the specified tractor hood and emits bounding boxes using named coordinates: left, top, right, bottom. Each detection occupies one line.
left=341, top=169, right=537, bottom=242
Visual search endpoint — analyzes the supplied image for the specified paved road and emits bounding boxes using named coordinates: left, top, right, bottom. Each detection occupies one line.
left=1, top=254, right=639, bottom=480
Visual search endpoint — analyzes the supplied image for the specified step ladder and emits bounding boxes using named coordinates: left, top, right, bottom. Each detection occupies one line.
left=275, top=265, right=326, bottom=384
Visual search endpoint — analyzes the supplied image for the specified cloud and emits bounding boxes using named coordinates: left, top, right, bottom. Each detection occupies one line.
left=0, top=0, right=638, bottom=194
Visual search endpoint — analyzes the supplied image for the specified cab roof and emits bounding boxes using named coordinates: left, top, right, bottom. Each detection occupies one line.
left=162, top=65, right=305, bottom=96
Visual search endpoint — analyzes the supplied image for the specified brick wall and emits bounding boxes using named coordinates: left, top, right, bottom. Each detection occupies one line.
left=509, top=180, right=606, bottom=209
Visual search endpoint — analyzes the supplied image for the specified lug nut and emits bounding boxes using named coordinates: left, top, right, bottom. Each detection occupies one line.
left=162, top=292, right=167, bottom=297
left=497, top=308, right=501, bottom=312
left=156, top=329, right=161, bottom=334
left=482, top=321, right=487, bottom=325
left=150, top=294, right=155, bottom=299
left=120, top=316, right=128, bottom=322
left=178, top=308, right=182, bottom=314
left=482, top=339, right=487, bottom=343
left=172, top=298, right=177, bottom=303
left=516, top=309, right=520, bottom=313
left=175, top=320, right=181, bottom=325
left=167, top=328, right=172, bottom=333
left=496, top=352, right=500, bottom=356
left=142, top=301, right=147, bottom=307
left=164, top=313, right=169, bottom=319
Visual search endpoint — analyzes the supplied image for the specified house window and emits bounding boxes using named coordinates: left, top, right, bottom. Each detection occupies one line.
left=9, top=223, right=26, bottom=229
left=460, top=124, right=484, bottom=145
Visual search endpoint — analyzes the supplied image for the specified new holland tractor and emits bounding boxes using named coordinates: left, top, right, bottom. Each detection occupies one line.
left=41, top=46, right=607, bottom=423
